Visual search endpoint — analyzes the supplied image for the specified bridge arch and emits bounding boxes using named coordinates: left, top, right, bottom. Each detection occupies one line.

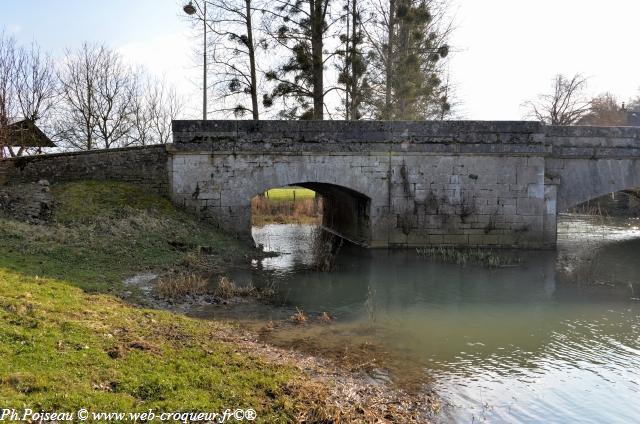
left=168, top=151, right=381, bottom=245
left=250, top=181, right=372, bottom=246
left=548, top=158, right=640, bottom=211
left=283, top=182, right=371, bottom=245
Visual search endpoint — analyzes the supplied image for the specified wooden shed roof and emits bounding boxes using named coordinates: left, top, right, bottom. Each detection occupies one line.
left=4, top=119, right=56, bottom=147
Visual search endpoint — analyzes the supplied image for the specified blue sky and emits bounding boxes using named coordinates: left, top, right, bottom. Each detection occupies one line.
left=2, top=0, right=640, bottom=119
left=2, top=1, right=184, bottom=54
left=3, top=0, right=202, bottom=116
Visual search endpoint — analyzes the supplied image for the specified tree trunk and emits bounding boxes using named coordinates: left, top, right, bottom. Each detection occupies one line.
left=350, top=0, right=358, bottom=120
left=396, top=1, right=408, bottom=119
left=384, top=0, right=395, bottom=120
left=245, top=0, right=259, bottom=120
left=311, top=0, right=324, bottom=120
left=345, top=0, right=350, bottom=120
left=85, top=65, right=93, bottom=150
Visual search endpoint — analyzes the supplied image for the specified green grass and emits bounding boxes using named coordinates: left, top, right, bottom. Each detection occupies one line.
left=52, top=180, right=176, bottom=224
left=0, top=271, right=296, bottom=417
left=264, top=187, right=315, bottom=201
left=0, top=180, right=314, bottom=420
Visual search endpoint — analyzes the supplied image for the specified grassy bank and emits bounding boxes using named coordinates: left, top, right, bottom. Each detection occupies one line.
left=0, top=269, right=298, bottom=415
left=0, top=181, right=248, bottom=294
left=0, top=181, right=323, bottom=420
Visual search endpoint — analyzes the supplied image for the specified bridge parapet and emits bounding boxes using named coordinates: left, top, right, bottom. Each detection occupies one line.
left=546, top=125, right=640, bottom=159
left=171, top=120, right=546, bottom=155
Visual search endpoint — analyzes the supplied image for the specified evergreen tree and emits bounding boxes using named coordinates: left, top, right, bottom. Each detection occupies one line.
left=365, top=0, right=450, bottom=120
left=263, top=0, right=333, bottom=120
left=336, top=0, right=369, bottom=120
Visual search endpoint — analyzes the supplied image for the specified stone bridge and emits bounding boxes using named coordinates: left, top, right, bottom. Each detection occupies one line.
left=169, top=121, right=640, bottom=248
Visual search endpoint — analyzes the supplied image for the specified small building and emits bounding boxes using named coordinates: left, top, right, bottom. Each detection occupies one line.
left=1, top=118, right=56, bottom=158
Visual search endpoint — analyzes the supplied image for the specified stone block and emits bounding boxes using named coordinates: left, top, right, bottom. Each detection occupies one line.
left=527, top=183, right=545, bottom=199
left=517, top=166, right=543, bottom=185
left=443, top=235, right=469, bottom=245
left=516, top=198, right=543, bottom=216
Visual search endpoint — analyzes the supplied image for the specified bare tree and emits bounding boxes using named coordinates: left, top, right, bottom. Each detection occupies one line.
left=0, top=33, right=18, bottom=158
left=186, top=0, right=262, bottom=119
left=56, top=43, right=101, bottom=150
left=132, top=76, right=184, bottom=145
left=628, top=94, right=640, bottom=111
left=0, top=34, right=57, bottom=157
left=148, top=80, right=183, bottom=144
left=15, top=42, right=57, bottom=124
left=130, top=76, right=154, bottom=147
left=524, top=74, right=591, bottom=125
left=92, top=48, right=137, bottom=148
left=57, top=44, right=139, bottom=150
left=578, top=93, right=627, bottom=126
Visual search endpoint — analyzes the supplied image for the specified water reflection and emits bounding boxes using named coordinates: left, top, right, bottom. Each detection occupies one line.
left=227, top=218, right=640, bottom=422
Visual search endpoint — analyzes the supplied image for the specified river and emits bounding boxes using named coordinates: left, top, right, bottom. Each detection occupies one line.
left=197, top=215, right=640, bottom=423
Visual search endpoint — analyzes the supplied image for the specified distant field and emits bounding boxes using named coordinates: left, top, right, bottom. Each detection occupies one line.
left=264, top=187, right=316, bottom=200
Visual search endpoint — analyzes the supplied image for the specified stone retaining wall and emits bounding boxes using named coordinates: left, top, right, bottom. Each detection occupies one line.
left=0, top=145, right=169, bottom=195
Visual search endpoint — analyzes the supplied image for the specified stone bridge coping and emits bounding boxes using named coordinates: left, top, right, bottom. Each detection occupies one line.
left=171, top=120, right=640, bottom=158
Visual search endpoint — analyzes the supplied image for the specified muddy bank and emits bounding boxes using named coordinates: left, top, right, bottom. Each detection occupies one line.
left=122, top=267, right=440, bottom=423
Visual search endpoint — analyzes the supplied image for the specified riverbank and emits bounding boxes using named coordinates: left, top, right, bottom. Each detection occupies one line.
left=0, top=181, right=433, bottom=422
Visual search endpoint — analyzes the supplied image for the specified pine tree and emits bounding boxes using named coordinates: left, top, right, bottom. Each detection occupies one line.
left=263, top=0, right=333, bottom=120
left=365, top=0, right=450, bottom=120
left=336, top=0, right=369, bottom=120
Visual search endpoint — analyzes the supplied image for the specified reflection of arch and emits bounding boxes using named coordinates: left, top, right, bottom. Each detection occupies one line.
left=254, top=182, right=371, bottom=246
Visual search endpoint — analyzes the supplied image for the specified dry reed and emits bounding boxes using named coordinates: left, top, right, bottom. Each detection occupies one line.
left=154, top=273, right=208, bottom=300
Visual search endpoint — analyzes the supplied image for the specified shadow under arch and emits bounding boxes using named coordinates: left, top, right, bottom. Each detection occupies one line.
left=562, top=187, right=640, bottom=215
left=253, top=182, right=372, bottom=247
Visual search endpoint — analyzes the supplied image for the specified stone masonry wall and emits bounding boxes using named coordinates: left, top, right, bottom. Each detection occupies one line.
left=169, top=152, right=552, bottom=248
left=0, top=145, right=169, bottom=195
left=545, top=125, right=640, bottom=211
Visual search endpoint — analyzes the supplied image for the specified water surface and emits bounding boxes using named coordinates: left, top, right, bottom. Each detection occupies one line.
left=204, top=217, right=640, bottom=423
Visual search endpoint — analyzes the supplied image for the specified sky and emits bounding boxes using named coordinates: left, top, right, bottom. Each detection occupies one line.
left=2, top=0, right=639, bottom=120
